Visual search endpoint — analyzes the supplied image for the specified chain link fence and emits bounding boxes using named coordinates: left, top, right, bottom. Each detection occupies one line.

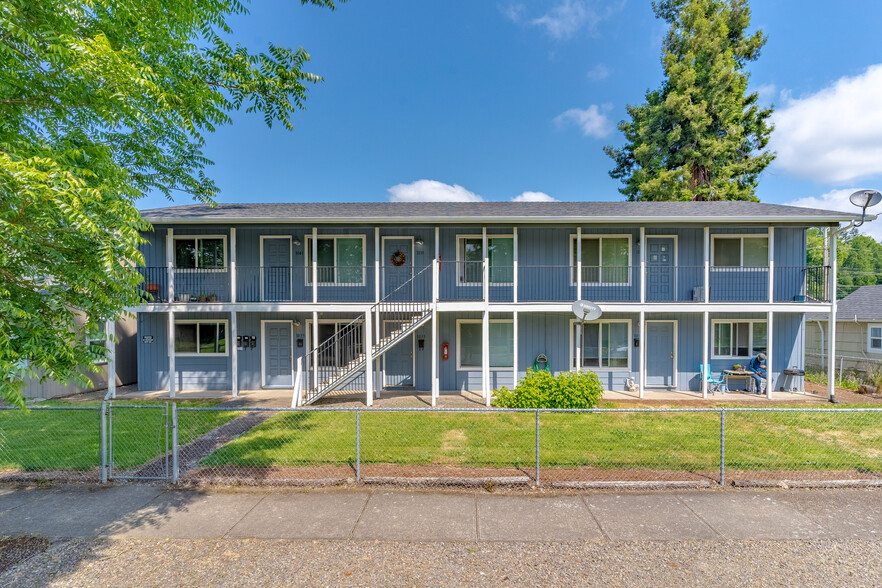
left=3, top=404, right=882, bottom=488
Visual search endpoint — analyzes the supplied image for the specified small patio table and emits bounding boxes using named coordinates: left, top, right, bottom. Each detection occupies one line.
left=723, top=369, right=758, bottom=393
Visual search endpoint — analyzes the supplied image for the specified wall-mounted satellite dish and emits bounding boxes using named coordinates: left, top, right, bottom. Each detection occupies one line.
left=572, top=300, right=602, bottom=321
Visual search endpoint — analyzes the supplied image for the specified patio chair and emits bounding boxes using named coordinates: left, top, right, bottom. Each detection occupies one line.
left=699, top=364, right=726, bottom=394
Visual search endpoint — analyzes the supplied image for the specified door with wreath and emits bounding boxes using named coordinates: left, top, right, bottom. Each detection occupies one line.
left=382, top=238, right=413, bottom=301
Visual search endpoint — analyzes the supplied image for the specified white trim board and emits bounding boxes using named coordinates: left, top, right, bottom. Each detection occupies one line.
left=260, top=319, right=295, bottom=388
left=305, top=234, right=368, bottom=286
left=173, top=319, right=230, bottom=357
left=568, top=318, right=633, bottom=373
left=455, top=318, right=514, bottom=371
left=381, top=236, right=415, bottom=296
left=382, top=318, right=416, bottom=387
left=568, top=233, right=634, bottom=287
left=259, top=235, right=294, bottom=302
left=172, top=234, right=229, bottom=270
left=644, top=319, right=678, bottom=389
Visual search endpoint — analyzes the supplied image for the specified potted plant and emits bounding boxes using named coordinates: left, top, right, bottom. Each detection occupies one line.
left=208, top=293, right=218, bottom=302
left=733, top=363, right=742, bottom=371
left=198, top=294, right=207, bottom=302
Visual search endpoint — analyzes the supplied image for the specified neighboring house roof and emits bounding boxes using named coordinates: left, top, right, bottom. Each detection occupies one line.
left=139, top=201, right=870, bottom=225
left=807, top=285, right=882, bottom=322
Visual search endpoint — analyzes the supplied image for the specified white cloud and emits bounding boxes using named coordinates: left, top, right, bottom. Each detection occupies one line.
left=511, top=191, right=557, bottom=202
left=504, top=0, right=624, bottom=40
left=771, top=65, right=882, bottom=183
left=387, top=180, right=483, bottom=202
left=789, top=188, right=882, bottom=241
left=500, top=3, right=525, bottom=23
left=553, top=104, right=614, bottom=138
left=586, top=63, right=610, bottom=81
left=753, top=82, right=776, bottom=106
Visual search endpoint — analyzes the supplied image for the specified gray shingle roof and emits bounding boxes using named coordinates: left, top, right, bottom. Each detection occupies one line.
left=139, top=201, right=870, bottom=224
left=807, top=285, right=882, bottom=322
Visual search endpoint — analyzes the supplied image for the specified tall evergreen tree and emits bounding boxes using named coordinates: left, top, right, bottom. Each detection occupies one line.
left=605, top=0, right=774, bottom=201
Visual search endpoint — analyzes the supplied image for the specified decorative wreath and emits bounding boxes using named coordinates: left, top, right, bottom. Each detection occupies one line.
left=390, top=250, right=407, bottom=267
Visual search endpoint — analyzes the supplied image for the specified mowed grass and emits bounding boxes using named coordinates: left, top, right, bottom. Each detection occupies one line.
left=0, top=400, right=237, bottom=472
left=201, top=408, right=882, bottom=472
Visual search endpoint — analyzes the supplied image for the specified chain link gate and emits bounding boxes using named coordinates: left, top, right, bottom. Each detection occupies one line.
left=106, top=402, right=175, bottom=481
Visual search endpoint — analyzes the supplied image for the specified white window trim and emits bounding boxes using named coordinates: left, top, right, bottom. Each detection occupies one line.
left=305, top=234, right=367, bottom=286
left=455, top=318, right=514, bottom=371
left=87, top=324, right=108, bottom=365
left=174, top=319, right=230, bottom=357
left=711, top=319, right=767, bottom=359
left=868, top=323, right=882, bottom=354
left=259, top=235, right=294, bottom=301
left=568, top=318, right=632, bottom=372
left=305, top=318, right=366, bottom=368
left=172, top=235, right=228, bottom=271
left=260, top=319, right=295, bottom=388
left=568, top=234, right=633, bottom=287
left=710, top=234, right=769, bottom=268
left=455, top=234, right=514, bottom=286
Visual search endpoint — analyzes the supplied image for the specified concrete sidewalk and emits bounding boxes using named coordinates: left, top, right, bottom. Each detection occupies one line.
left=2, top=485, right=882, bottom=542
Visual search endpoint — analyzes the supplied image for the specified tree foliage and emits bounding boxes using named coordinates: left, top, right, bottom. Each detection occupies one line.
left=0, top=0, right=340, bottom=406
left=807, top=228, right=882, bottom=299
left=605, top=0, right=774, bottom=201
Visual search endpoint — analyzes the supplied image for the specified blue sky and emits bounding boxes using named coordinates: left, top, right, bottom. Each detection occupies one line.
left=143, top=0, right=882, bottom=237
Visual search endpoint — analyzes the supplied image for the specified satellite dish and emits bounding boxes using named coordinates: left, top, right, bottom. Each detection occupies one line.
left=572, top=300, right=602, bottom=321
left=849, top=189, right=882, bottom=209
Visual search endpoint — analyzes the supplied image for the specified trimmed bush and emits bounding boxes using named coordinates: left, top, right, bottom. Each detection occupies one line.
left=493, top=369, right=604, bottom=409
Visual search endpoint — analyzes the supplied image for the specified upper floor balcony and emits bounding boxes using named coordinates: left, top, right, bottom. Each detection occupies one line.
left=136, top=262, right=830, bottom=306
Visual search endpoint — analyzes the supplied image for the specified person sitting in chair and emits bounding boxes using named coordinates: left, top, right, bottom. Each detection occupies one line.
left=748, top=353, right=767, bottom=394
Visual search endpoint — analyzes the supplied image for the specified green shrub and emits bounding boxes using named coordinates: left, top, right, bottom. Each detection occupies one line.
left=493, top=369, right=604, bottom=409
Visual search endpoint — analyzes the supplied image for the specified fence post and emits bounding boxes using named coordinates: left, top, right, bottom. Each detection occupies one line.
left=535, top=409, right=540, bottom=487
left=355, top=408, right=361, bottom=483
left=100, top=400, right=108, bottom=484
left=719, top=409, right=726, bottom=487
left=171, top=402, right=179, bottom=484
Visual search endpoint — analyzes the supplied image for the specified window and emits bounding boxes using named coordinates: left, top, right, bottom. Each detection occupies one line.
left=869, top=324, right=882, bottom=353
left=174, top=236, right=226, bottom=269
left=306, top=236, right=365, bottom=285
left=712, top=236, right=769, bottom=268
left=87, top=322, right=107, bottom=364
left=571, top=236, right=631, bottom=284
left=313, top=321, right=364, bottom=367
left=175, top=321, right=227, bottom=355
left=457, top=320, right=514, bottom=369
left=573, top=321, right=631, bottom=370
left=456, top=236, right=514, bottom=284
left=712, top=320, right=766, bottom=358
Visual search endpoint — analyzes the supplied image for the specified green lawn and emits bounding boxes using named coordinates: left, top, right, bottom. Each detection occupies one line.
left=200, top=408, right=882, bottom=473
left=0, top=400, right=237, bottom=472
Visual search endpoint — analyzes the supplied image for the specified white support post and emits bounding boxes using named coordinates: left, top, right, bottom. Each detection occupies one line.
left=312, top=227, right=318, bottom=304
left=512, top=310, right=518, bottom=388
left=702, top=311, right=709, bottom=398
left=827, top=230, right=838, bottom=402
left=823, top=227, right=830, bottom=301
left=576, top=227, right=582, bottom=301
left=231, top=312, right=238, bottom=397
left=432, top=228, right=440, bottom=404
left=435, top=226, right=440, bottom=291
left=168, top=311, right=176, bottom=398
left=638, top=311, right=645, bottom=398
left=166, top=228, right=174, bottom=302
left=703, top=227, right=710, bottom=303
left=483, top=309, right=490, bottom=406
left=766, top=310, right=774, bottom=399
left=230, top=227, right=237, bottom=304
left=376, top=358, right=382, bottom=400
left=513, top=227, right=519, bottom=304
left=431, top=306, right=438, bottom=406
left=575, top=321, right=582, bottom=373
left=768, top=226, right=775, bottom=304
left=312, top=310, right=319, bottom=393
left=106, top=319, right=116, bottom=399
left=482, top=227, right=489, bottom=306
left=374, top=227, right=380, bottom=304
left=640, top=227, right=646, bottom=304
left=365, top=311, right=373, bottom=407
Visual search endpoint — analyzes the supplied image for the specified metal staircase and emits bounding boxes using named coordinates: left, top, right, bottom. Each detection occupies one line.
left=299, top=265, right=433, bottom=405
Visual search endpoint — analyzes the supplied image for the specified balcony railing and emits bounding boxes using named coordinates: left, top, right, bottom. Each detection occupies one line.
left=136, top=264, right=830, bottom=305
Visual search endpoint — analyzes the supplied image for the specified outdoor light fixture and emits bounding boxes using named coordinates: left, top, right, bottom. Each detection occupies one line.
left=848, top=189, right=882, bottom=227
left=293, top=238, right=302, bottom=246
left=415, top=238, right=424, bottom=247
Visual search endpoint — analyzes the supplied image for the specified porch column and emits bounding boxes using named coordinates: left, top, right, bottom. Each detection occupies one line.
left=512, top=310, right=518, bottom=388
left=365, top=310, right=373, bottom=407
left=375, top=227, right=380, bottom=304
left=168, top=311, right=176, bottom=398
left=166, top=228, right=174, bottom=302
left=703, top=226, right=710, bottom=303
left=231, top=312, right=238, bottom=397
left=575, top=320, right=582, bottom=373
left=106, top=319, right=116, bottom=399
left=639, top=227, right=646, bottom=304
left=827, top=229, right=838, bottom=402
left=638, top=311, right=645, bottom=398
left=576, top=227, right=582, bottom=301
left=376, top=358, right=382, bottom=400
left=312, top=227, right=318, bottom=304
left=230, top=227, right=237, bottom=303
left=766, top=311, right=774, bottom=399
left=702, top=311, right=709, bottom=398
left=513, top=227, right=518, bottom=303
left=312, top=310, right=319, bottom=393
left=432, top=255, right=439, bottom=406
left=768, top=226, right=775, bottom=303
left=482, top=227, right=489, bottom=305
left=483, top=309, right=490, bottom=406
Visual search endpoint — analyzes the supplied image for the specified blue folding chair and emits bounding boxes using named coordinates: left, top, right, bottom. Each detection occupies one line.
left=700, top=364, right=726, bottom=394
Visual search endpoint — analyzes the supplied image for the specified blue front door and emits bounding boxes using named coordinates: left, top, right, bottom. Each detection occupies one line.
left=263, top=238, right=291, bottom=301
left=264, top=321, right=293, bottom=387
left=383, top=321, right=413, bottom=387
left=646, top=321, right=675, bottom=388
left=646, top=237, right=675, bottom=302
left=383, top=238, right=413, bottom=300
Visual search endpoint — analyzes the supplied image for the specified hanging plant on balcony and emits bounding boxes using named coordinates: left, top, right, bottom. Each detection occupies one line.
left=390, top=250, right=407, bottom=267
